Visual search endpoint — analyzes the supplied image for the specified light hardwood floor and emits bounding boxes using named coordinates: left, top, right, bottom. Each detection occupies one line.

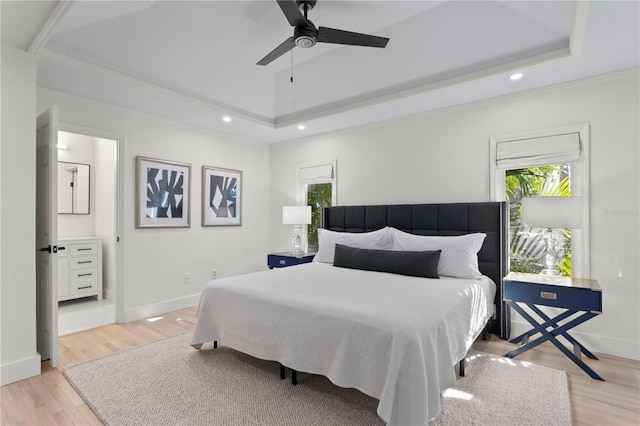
left=2, top=306, right=639, bottom=425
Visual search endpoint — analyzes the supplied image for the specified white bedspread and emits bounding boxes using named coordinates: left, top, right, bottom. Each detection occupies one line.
left=191, top=262, right=495, bottom=425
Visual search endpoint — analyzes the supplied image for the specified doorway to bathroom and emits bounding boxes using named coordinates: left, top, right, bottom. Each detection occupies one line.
left=56, top=127, right=119, bottom=336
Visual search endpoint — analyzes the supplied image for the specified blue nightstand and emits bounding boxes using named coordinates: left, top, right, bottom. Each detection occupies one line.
left=268, top=252, right=315, bottom=269
left=503, top=272, right=604, bottom=381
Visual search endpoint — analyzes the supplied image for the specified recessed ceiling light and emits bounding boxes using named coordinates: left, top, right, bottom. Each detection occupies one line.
left=222, top=116, right=231, bottom=122
left=510, top=73, right=523, bottom=81
left=297, top=124, right=306, bottom=130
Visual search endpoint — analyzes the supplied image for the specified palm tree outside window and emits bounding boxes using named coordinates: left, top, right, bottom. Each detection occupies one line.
left=507, top=164, right=573, bottom=276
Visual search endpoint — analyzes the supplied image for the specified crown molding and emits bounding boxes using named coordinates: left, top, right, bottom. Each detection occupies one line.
left=38, top=86, right=266, bottom=146
left=273, top=44, right=572, bottom=128
left=388, top=67, right=639, bottom=129
left=38, top=48, right=274, bottom=128
left=275, top=0, right=588, bottom=128
left=28, top=1, right=74, bottom=54
left=276, top=67, right=638, bottom=146
left=38, top=40, right=574, bottom=134
left=570, top=0, right=590, bottom=57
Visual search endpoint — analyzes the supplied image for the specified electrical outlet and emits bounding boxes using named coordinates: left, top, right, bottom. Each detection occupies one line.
left=211, top=269, right=217, bottom=279
left=184, top=273, right=191, bottom=284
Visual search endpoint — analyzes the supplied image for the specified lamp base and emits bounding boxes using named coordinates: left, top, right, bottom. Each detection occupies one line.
left=290, top=225, right=304, bottom=256
left=540, top=268, right=560, bottom=276
left=539, top=228, right=564, bottom=277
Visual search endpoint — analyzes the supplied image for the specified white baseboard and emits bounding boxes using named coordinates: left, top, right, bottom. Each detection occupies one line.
left=121, top=293, right=201, bottom=323
left=509, top=320, right=640, bottom=361
left=1, top=354, right=41, bottom=386
left=59, top=299, right=116, bottom=336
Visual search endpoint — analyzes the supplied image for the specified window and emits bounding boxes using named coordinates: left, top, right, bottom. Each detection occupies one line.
left=296, top=160, right=337, bottom=252
left=507, top=164, right=574, bottom=276
left=307, top=183, right=332, bottom=252
left=490, top=124, right=590, bottom=277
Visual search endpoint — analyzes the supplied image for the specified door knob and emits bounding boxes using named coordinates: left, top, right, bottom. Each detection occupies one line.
left=38, top=245, right=60, bottom=253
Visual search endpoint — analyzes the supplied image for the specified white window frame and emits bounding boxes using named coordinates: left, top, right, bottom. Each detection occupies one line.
left=296, top=159, right=337, bottom=250
left=490, top=123, right=590, bottom=278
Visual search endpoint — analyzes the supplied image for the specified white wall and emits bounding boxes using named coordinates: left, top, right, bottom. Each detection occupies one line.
left=0, top=46, right=41, bottom=385
left=37, top=88, right=271, bottom=322
left=270, top=70, right=640, bottom=360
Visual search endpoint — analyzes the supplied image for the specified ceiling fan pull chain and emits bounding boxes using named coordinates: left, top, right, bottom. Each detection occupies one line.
left=290, top=49, right=294, bottom=83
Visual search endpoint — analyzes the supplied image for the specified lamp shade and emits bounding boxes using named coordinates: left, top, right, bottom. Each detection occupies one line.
left=521, top=196, right=583, bottom=229
left=282, top=206, right=311, bottom=225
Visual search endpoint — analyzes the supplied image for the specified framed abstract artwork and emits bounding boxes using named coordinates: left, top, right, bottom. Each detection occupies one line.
left=136, top=156, right=191, bottom=228
left=202, top=166, right=242, bottom=226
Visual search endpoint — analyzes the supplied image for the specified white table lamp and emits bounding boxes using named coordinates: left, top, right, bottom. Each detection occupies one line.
left=521, top=196, right=582, bottom=276
left=283, top=206, right=312, bottom=255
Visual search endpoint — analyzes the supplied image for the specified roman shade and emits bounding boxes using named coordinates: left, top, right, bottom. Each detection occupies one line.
left=297, top=163, right=334, bottom=183
left=496, top=132, right=581, bottom=169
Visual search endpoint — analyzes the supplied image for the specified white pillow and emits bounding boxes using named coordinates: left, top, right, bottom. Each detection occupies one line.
left=389, top=228, right=486, bottom=279
left=314, top=227, right=392, bottom=264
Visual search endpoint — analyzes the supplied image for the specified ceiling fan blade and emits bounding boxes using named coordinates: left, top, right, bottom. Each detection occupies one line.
left=277, top=0, right=307, bottom=27
left=257, top=37, right=296, bottom=66
left=317, top=27, right=389, bottom=48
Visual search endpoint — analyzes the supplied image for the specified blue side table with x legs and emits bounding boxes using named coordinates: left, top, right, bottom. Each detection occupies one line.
left=503, top=272, right=604, bottom=381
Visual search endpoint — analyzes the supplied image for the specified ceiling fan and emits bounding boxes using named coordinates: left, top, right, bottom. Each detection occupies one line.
left=257, top=0, right=390, bottom=66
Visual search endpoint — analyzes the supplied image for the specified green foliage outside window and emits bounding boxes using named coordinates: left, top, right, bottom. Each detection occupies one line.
left=507, top=165, right=573, bottom=277
left=307, top=183, right=332, bottom=252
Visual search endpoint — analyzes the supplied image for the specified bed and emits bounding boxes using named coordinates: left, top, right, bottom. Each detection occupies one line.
left=191, top=202, right=509, bottom=425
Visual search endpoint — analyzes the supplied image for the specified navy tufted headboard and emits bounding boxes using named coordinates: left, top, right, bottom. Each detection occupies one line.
left=323, top=202, right=510, bottom=339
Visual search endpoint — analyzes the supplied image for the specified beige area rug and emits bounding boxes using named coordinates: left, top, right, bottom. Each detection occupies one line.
left=64, top=331, right=571, bottom=426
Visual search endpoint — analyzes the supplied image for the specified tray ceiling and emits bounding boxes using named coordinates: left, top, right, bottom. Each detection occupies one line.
left=2, top=1, right=638, bottom=143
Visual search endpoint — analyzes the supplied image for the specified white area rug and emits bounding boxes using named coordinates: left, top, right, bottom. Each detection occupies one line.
left=64, top=331, right=571, bottom=425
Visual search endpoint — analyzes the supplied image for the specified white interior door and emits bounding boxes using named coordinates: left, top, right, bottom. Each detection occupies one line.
left=36, top=106, right=59, bottom=367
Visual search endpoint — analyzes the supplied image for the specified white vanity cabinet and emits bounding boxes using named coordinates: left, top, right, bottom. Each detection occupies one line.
left=58, top=237, right=103, bottom=302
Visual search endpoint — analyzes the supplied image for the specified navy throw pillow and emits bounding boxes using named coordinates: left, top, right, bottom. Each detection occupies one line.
left=333, top=244, right=441, bottom=279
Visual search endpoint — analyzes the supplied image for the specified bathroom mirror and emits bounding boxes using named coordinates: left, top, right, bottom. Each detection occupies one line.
left=58, top=161, right=90, bottom=214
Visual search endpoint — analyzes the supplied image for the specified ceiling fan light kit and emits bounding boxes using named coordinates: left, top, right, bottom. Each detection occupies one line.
left=257, top=0, right=389, bottom=66
left=294, top=24, right=318, bottom=48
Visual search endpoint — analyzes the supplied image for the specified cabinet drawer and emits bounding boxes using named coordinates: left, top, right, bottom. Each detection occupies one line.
left=70, top=268, right=98, bottom=295
left=58, top=238, right=102, bottom=301
left=504, top=280, right=602, bottom=312
left=71, top=256, right=98, bottom=269
left=70, top=243, right=98, bottom=256
left=267, top=253, right=315, bottom=268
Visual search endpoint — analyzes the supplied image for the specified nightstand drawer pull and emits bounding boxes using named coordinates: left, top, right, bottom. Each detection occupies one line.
left=541, top=291, right=557, bottom=300
left=279, top=260, right=286, bottom=265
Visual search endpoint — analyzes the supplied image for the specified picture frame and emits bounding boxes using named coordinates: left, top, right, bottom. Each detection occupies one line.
left=136, top=156, right=191, bottom=228
left=202, top=166, right=242, bottom=226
